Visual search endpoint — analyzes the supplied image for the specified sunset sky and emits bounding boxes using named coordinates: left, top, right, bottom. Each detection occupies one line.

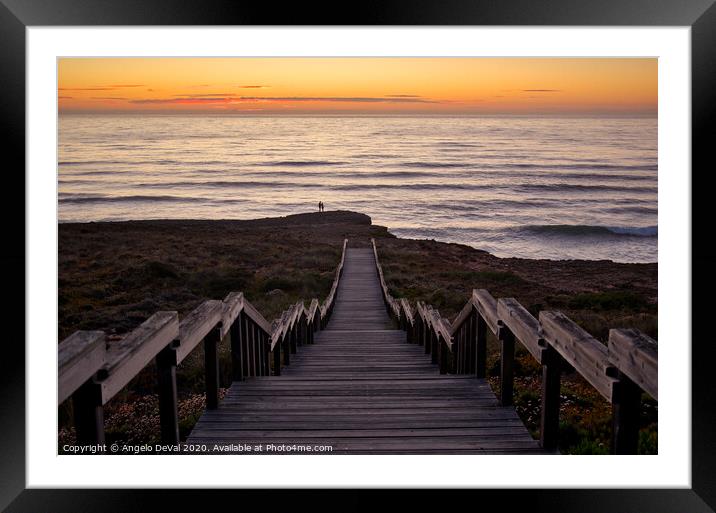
left=58, top=58, right=657, bottom=116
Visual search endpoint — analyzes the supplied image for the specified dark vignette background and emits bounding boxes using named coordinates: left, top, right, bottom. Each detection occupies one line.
left=0, top=0, right=714, bottom=511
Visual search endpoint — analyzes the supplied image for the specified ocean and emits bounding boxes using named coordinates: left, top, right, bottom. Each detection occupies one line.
left=58, top=115, right=657, bottom=263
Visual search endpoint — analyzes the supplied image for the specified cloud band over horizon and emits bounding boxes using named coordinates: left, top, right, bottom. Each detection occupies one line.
left=58, top=58, right=658, bottom=115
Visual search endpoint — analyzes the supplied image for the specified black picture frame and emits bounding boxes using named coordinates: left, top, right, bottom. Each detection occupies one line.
left=1, top=0, right=714, bottom=510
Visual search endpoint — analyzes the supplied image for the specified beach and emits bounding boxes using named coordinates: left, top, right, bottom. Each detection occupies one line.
left=58, top=211, right=657, bottom=453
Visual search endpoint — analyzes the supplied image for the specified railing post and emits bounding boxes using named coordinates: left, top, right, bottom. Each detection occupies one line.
left=265, top=333, right=270, bottom=374
left=497, top=321, right=515, bottom=406
left=240, top=313, right=250, bottom=378
left=456, top=324, right=464, bottom=374
left=296, top=317, right=302, bottom=347
left=467, top=313, right=476, bottom=374
left=204, top=325, right=221, bottom=410
left=248, top=321, right=257, bottom=376
left=439, top=338, right=449, bottom=374
left=290, top=322, right=297, bottom=354
left=430, top=330, right=438, bottom=364
left=254, top=324, right=261, bottom=375
left=283, top=333, right=291, bottom=366
left=273, top=337, right=281, bottom=376
left=612, top=371, right=642, bottom=454
left=475, top=311, right=487, bottom=379
left=424, top=319, right=431, bottom=355
left=156, top=342, right=180, bottom=444
left=72, top=378, right=105, bottom=444
left=230, top=313, right=244, bottom=381
left=540, top=345, right=562, bottom=451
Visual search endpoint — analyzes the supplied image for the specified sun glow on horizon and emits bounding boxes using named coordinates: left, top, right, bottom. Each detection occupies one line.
left=58, top=57, right=657, bottom=116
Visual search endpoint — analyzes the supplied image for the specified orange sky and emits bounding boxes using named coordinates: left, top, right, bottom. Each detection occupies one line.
left=58, top=58, right=657, bottom=115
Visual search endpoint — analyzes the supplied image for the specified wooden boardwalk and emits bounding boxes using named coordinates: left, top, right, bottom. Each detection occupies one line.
left=187, top=248, right=542, bottom=454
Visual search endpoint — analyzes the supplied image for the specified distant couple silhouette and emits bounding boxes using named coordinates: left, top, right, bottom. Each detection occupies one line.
left=318, top=201, right=325, bottom=213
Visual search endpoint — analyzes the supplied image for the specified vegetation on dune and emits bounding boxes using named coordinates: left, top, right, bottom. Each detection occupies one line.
left=58, top=212, right=657, bottom=454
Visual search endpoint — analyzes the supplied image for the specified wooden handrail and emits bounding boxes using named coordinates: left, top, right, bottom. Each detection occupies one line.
left=58, top=331, right=105, bottom=405
left=497, top=298, right=543, bottom=363
left=220, top=292, right=244, bottom=338
left=176, top=300, right=223, bottom=364
left=540, top=311, right=619, bottom=403
left=101, top=311, right=179, bottom=404
left=471, top=289, right=499, bottom=334
left=371, top=238, right=658, bottom=455
left=242, top=298, right=273, bottom=334
left=608, top=328, right=658, bottom=400
left=58, top=237, right=349, bottom=445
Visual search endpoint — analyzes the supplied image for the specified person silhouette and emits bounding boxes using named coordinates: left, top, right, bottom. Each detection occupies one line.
left=318, top=201, right=322, bottom=212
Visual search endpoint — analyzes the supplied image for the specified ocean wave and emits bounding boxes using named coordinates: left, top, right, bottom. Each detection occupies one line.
left=134, top=180, right=311, bottom=189
left=602, top=205, right=658, bottom=215
left=389, top=161, right=657, bottom=172
left=59, top=159, right=227, bottom=167
left=59, top=160, right=130, bottom=166
left=520, top=224, right=657, bottom=237
left=109, top=180, right=653, bottom=193
left=518, top=183, right=655, bottom=193
left=60, top=194, right=246, bottom=205
left=435, top=142, right=482, bottom=148
left=396, top=162, right=469, bottom=168
left=499, top=163, right=657, bottom=171
left=256, top=160, right=347, bottom=167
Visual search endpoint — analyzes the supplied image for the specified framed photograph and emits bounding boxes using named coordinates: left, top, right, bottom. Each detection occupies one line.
left=2, top=0, right=715, bottom=510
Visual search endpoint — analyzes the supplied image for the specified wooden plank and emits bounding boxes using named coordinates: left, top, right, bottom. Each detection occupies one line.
left=540, top=311, right=618, bottom=402
left=220, top=291, right=244, bottom=338
left=175, top=300, right=223, bottom=364
left=472, top=289, right=499, bottom=334
left=187, top=437, right=540, bottom=451
left=58, top=330, right=105, bottom=405
left=608, top=328, right=658, bottom=400
left=101, top=311, right=179, bottom=404
left=194, top=420, right=525, bottom=430
left=189, top=427, right=534, bottom=438
left=497, top=298, right=544, bottom=363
